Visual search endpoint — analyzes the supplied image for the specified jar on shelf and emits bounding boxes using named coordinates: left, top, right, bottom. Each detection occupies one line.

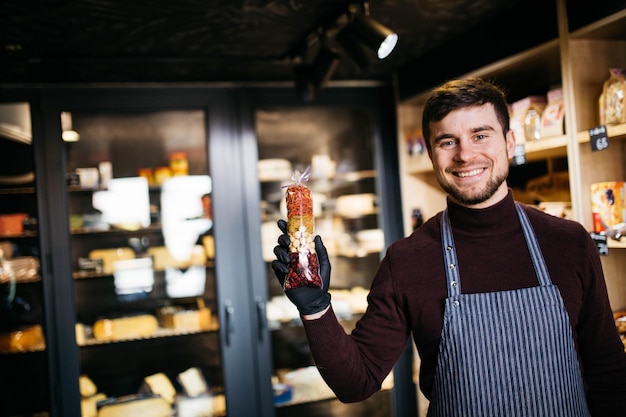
left=599, top=68, right=626, bottom=125
left=169, top=152, right=189, bottom=176
left=510, top=96, right=546, bottom=143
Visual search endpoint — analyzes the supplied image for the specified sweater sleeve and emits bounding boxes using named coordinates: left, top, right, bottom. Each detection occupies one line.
left=575, top=232, right=626, bottom=415
left=302, top=251, right=412, bottom=403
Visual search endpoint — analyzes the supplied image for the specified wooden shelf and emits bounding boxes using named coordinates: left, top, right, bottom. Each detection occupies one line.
left=523, top=135, right=568, bottom=161
left=608, top=239, right=626, bottom=250
left=78, top=326, right=219, bottom=347
left=576, top=123, right=626, bottom=143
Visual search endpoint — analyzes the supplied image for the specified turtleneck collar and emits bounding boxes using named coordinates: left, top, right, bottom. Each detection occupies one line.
left=446, top=189, right=520, bottom=238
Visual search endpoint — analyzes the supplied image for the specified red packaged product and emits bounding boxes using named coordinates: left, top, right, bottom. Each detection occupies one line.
left=283, top=167, right=322, bottom=289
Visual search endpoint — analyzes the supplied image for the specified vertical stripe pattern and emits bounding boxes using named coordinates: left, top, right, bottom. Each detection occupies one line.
left=427, top=205, right=590, bottom=417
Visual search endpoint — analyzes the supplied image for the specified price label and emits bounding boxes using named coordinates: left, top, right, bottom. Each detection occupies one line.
left=589, top=125, right=609, bottom=152
left=590, top=232, right=608, bottom=256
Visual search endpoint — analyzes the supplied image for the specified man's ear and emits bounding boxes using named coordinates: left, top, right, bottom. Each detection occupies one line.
left=505, top=129, right=516, bottom=157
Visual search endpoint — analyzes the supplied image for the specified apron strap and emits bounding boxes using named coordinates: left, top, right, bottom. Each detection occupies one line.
left=514, top=203, right=552, bottom=287
left=440, top=202, right=553, bottom=297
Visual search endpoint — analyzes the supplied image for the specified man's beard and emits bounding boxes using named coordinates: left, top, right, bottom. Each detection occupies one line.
left=439, top=171, right=508, bottom=206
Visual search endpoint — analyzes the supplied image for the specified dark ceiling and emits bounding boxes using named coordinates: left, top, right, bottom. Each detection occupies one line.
left=0, top=0, right=572, bottom=89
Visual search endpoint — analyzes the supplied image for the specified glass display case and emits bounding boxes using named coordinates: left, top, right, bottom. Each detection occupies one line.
left=255, top=106, right=394, bottom=416
left=0, top=102, right=50, bottom=416
left=0, top=84, right=408, bottom=417
left=64, top=109, right=226, bottom=417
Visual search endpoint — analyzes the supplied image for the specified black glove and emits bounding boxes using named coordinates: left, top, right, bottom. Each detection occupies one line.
left=271, top=219, right=331, bottom=316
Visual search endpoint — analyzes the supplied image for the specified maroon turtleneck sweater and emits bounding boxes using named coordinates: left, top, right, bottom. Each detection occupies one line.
left=302, top=190, right=626, bottom=415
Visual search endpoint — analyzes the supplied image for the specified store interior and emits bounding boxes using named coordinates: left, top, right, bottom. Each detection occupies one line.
left=1, top=1, right=626, bottom=417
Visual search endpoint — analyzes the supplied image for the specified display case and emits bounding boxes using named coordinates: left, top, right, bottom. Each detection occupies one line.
left=0, top=102, right=50, bottom=416
left=0, top=84, right=407, bottom=416
left=63, top=109, right=225, bottom=417
left=254, top=106, right=395, bottom=416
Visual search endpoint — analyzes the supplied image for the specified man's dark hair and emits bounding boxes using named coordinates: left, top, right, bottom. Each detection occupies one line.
left=421, top=78, right=510, bottom=150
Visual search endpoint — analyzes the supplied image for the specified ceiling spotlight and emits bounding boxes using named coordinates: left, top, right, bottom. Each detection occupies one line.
left=345, top=12, right=398, bottom=59
left=351, top=13, right=397, bottom=59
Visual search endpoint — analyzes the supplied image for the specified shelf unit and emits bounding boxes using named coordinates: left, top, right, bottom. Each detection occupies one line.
left=396, top=5, right=626, bottom=415
left=397, top=1, right=626, bottom=308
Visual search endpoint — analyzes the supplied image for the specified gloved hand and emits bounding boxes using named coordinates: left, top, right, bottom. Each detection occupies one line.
left=271, top=219, right=331, bottom=316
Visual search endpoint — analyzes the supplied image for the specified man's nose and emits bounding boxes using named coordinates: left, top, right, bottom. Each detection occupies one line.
left=452, top=139, right=475, bottom=162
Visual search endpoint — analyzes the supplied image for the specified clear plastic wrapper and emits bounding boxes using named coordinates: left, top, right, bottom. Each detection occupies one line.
left=283, top=167, right=322, bottom=289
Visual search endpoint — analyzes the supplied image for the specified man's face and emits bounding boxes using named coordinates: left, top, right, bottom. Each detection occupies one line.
left=427, top=103, right=515, bottom=209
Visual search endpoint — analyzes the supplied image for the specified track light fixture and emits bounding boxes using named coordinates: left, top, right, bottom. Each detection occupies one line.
left=345, top=12, right=397, bottom=59
left=335, top=27, right=372, bottom=70
left=341, top=1, right=398, bottom=60
left=291, top=1, right=398, bottom=100
left=293, top=46, right=340, bottom=102
left=309, top=45, right=341, bottom=88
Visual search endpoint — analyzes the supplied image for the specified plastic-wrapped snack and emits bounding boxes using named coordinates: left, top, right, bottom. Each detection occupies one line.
left=283, top=167, right=322, bottom=289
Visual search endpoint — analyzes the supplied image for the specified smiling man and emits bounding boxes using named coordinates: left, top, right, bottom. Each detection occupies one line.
left=272, top=78, right=626, bottom=416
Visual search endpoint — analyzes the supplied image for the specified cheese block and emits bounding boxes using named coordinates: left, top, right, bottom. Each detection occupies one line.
left=79, top=374, right=98, bottom=397
left=147, top=245, right=206, bottom=270
left=212, top=394, right=226, bottom=415
left=97, top=394, right=170, bottom=417
left=177, top=367, right=209, bottom=397
left=176, top=394, right=213, bottom=417
left=93, top=314, right=158, bottom=341
left=88, top=247, right=135, bottom=274
left=142, top=373, right=176, bottom=404
left=81, top=392, right=106, bottom=417
left=0, top=324, right=45, bottom=352
left=257, top=158, right=292, bottom=181
left=160, top=306, right=211, bottom=332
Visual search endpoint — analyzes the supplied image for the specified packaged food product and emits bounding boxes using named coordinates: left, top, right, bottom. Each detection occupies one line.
left=599, top=68, right=626, bottom=125
left=540, top=88, right=565, bottom=138
left=283, top=167, right=322, bottom=289
left=590, top=181, right=625, bottom=232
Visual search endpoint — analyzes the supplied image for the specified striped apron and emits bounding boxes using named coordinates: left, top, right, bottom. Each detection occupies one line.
left=427, top=203, right=590, bottom=417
